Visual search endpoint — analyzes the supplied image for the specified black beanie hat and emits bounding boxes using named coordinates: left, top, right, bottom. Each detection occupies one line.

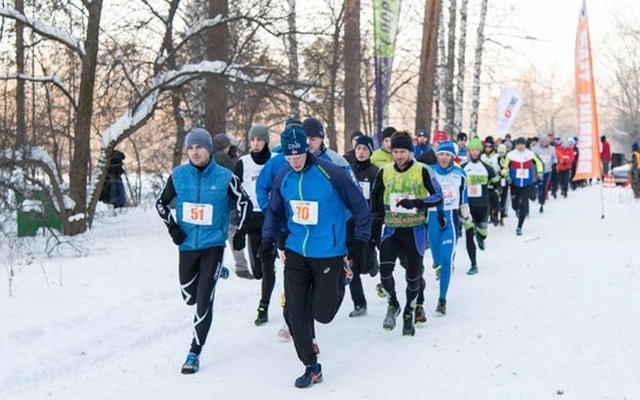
left=391, top=133, right=413, bottom=152
left=381, top=126, right=397, bottom=140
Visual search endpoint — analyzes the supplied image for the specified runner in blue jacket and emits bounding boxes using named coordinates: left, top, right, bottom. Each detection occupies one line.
left=261, top=125, right=370, bottom=389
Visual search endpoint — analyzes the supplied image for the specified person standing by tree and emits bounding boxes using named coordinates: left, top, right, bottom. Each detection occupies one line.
left=156, top=128, right=252, bottom=374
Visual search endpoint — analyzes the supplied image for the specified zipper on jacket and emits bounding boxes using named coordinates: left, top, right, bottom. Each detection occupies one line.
left=298, top=171, right=309, bottom=257
left=196, top=171, right=201, bottom=247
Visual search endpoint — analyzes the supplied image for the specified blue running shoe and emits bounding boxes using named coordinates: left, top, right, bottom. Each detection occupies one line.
left=181, top=352, right=199, bottom=374
left=295, top=363, right=322, bottom=388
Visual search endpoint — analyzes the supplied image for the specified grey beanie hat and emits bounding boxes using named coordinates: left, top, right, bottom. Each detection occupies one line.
left=185, top=127, right=213, bottom=154
left=248, top=125, right=270, bottom=144
left=213, top=133, right=231, bottom=150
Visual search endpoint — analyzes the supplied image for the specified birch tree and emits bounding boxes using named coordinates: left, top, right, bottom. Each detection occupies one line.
left=343, top=0, right=361, bottom=151
left=453, top=0, right=468, bottom=135
left=469, top=0, right=488, bottom=137
left=444, top=0, right=457, bottom=136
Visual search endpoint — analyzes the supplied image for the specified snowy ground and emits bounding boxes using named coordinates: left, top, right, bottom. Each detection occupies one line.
left=2, top=185, right=639, bottom=400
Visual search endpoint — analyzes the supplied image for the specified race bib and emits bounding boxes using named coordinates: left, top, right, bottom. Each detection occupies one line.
left=468, top=183, right=482, bottom=198
left=500, top=178, right=506, bottom=186
left=182, top=202, right=213, bottom=226
left=540, top=154, right=552, bottom=164
left=390, top=193, right=416, bottom=214
left=516, top=168, right=530, bottom=179
left=290, top=200, right=319, bottom=225
left=359, top=181, right=371, bottom=200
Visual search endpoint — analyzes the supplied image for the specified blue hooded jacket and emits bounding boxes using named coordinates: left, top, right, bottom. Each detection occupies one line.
left=262, top=154, right=371, bottom=258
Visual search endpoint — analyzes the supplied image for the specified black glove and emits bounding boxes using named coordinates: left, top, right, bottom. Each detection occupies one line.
left=232, top=229, right=246, bottom=251
left=437, top=210, right=447, bottom=231
left=259, top=238, right=275, bottom=260
left=169, top=225, right=186, bottom=245
left=396, top=198, right=424, bottom=210
left=371, top=222, right=382, bottom=249
left=348, top=240, right=368, bottom=274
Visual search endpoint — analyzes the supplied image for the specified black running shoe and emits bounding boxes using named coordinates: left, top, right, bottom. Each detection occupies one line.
left=436, top=298, right=447, bottom=315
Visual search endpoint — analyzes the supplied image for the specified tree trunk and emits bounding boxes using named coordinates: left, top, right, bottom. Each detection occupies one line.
left=435, top=3, right=446, bottom=130
left=326, top=5, right=344, bottom=152
left=205, top=0, right=228, bottom=135
left=454, top=0, right=469, bottom=135
left=415, top=0, right=441, bottom=134
left=444, top=0, right=457, bottom=137
left=469, top=0, right=488, bottom=137
left=68, top=0, right=102, bottom=235
left=160, top=0, right=187, bottom=169
left=287, top=0, right=300, bottom=120
left=15, top=0, right=26, bottom=148
left=343, top=0, right=361, bottom=152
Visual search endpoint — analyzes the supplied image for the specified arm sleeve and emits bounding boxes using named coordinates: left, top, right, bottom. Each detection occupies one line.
left=501, top=156, right=511, bottom=177
left=326, top=165, right=371, bottom=242
left=533, top=154, right=544, bottom=174
left=233, top=160, right=244, bottom=184
left=262, top=173, right=286, bottom=241
left=227, top=174, right=253, bottom=231
left=371, top=168, right=385, bottom=221
left=460, top=173, right=469, bottom=206
left=155, top=175, right=178, bottom=229
left=421, top=166, right=444, bottom=210
left=256, top=160, right=273, bottom=211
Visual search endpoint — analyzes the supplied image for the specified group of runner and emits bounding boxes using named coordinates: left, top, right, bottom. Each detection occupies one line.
left=155, top=120, right=586, bottom=388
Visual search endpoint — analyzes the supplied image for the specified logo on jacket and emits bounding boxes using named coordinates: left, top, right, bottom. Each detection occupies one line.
left=210, top=185, right=217, bottom=190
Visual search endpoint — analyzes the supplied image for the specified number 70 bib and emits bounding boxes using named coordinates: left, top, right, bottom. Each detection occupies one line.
left=290, top=200, right=319, bottom=225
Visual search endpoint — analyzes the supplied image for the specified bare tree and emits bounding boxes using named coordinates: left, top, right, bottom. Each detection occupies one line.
left=287, top=0, right=300, bottom=119
left=205, top=0, right=229, bottom=135
left=415, top=0, right=441, bottom=133
left=15, top=0, right=26, bottom=148
left=453, top=0, right=468, bottom=135
left=444, top=0, right=457, bottom=136
left=469, top=0, right=488, bottom=137
left=343, top=0, right=360, bottom=151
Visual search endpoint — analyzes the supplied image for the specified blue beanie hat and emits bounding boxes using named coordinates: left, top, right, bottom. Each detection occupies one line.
left=280, top=125, right=308, bottom=156
left=355, top=135, right=374, bottom=155
left=436, top=141, right=457, bottom=157
left=633, top=142, right=639, bottom=151
left=302, top=118, right=325, bottom=138
left=185, top=127, right=213, bottom=154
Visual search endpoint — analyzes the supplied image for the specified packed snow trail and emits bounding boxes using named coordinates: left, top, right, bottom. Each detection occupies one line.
left=1, top=186, right=639, bottom=399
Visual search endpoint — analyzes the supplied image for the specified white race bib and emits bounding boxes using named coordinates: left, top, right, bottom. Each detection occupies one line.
left=516, top=168, right=530, bottom=179
left=182, top=202, right=213, bottom=226
left=359, top=181, right=371, bottom=200
left=468, top=183, right=482, bottom=198
left=290, top=200, right=319, bottom=225
left=500, top=178, right=506, bottom=186
left=389, top=193, right=416, bottom=214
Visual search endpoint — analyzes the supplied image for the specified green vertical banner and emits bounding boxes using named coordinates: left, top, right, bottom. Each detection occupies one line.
left=374, top=0, right=402, bottom=144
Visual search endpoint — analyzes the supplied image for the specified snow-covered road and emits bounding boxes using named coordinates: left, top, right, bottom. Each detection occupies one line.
left=2, top=186, right=639, bottom=399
